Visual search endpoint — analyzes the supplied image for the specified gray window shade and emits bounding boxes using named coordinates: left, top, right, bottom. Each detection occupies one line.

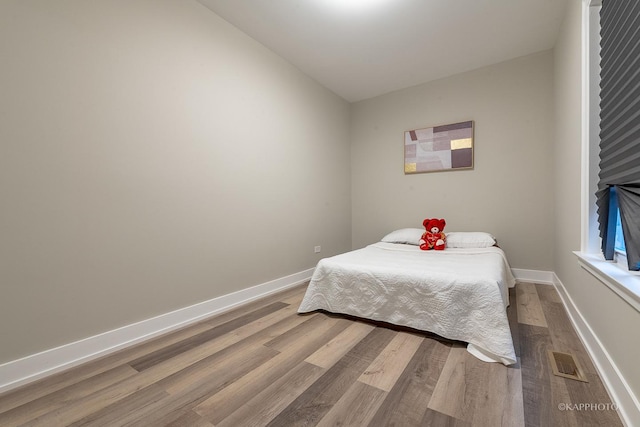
left=598, top=0, right=640, bottom=270
left=618, top=187, right=640, bottom=270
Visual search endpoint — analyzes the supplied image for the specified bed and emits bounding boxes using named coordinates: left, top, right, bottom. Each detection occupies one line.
left=297, top=229, right=517, bottom=365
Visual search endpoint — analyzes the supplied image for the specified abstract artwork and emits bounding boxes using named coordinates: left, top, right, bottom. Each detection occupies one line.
left=404, top=120, right=474, bottom=174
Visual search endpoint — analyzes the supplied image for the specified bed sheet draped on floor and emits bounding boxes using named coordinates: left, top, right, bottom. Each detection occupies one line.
left=298, top=242, right=517, bottom=365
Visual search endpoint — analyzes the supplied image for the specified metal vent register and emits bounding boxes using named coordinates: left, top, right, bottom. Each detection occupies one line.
left=548, top=351, right=588, bottom=382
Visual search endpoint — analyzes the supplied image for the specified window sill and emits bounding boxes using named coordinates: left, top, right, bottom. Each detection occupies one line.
left=574, top=251, right=640, bottom=313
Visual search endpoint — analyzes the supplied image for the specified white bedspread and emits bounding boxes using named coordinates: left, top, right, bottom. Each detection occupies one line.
left=298, top=242, right=517, bottom=365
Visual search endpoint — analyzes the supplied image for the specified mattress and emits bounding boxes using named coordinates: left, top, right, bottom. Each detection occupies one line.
left=298, top=242, right=517, bottom=365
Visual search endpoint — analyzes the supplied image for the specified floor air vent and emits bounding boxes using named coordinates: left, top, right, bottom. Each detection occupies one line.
left=548, top=351, right=588, bottom=382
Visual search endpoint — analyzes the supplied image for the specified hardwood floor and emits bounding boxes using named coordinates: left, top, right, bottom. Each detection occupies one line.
left=0, top=282, right=624, bottom=426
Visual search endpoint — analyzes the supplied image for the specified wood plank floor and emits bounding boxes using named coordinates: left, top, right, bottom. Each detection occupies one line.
left=0, top=282, right=624, bottom=426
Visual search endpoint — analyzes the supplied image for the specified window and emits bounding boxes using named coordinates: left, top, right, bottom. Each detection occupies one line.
left=600, top=186, right=627, bottom=263
left=595, top=0, right=640, bottom=272
left=577, top=0, right=640, bottom=313
left=614, top=207, right=626, bottom=254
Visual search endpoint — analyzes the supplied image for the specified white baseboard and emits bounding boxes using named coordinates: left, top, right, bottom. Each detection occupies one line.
left=0, top=268, right=314, bottom=394
left=511, top=268, right=555, bottom=285
left=552, top=273, right=640, bottom=427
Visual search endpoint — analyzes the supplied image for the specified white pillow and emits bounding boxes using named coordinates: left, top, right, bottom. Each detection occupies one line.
left=381, top=228, right=424, bottom=245
left=445, top=231, right=496, bottom=248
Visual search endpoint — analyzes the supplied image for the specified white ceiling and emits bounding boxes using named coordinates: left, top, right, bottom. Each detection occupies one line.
left=197, top=0, right=568, bottom=102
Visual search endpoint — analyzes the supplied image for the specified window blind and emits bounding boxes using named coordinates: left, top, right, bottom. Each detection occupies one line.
left=597, top=0, right=640, bottom=270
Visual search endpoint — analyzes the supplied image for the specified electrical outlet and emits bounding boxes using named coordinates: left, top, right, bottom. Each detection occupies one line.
left=314, top=246, right=321, bottom=253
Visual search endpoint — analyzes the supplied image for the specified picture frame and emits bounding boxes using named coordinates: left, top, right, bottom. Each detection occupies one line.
left=404, top=120, right=474, bottom=174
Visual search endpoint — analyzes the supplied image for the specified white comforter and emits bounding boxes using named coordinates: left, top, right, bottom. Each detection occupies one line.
left=298, top=242, right=517, bottom=365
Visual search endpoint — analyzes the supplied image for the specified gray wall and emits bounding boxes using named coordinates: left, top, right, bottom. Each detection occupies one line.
left=350, top=51, right=555, bottom=270
left=553, top=0, right=640, bottom=403
left=0, top=0, right=351, bottom=363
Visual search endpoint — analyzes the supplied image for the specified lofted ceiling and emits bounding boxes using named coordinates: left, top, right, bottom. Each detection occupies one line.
left=197, top=0, right=568, bottom=102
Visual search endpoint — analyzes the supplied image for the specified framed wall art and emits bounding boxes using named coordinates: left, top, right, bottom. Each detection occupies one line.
left=404, top=120, right=474, bottom=174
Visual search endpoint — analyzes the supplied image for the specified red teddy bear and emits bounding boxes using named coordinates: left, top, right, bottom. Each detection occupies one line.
left=419, top=218, right=446, bottom=251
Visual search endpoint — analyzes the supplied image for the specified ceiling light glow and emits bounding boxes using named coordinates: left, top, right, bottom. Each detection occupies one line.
left=319, top=0, right=392, bottom=12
